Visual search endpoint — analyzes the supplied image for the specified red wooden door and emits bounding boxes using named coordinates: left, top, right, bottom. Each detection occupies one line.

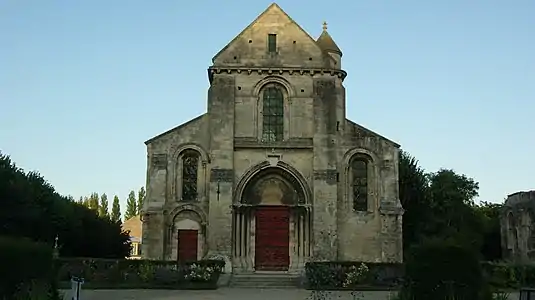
left=255, top=206, right=290, bottom=271
left=178, top=230, right=198, bottom=262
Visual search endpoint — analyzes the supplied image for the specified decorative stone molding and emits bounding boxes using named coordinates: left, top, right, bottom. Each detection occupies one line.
left=234, top=137, right=313, bottom=149
left=165, top=203, right=208, bottom=231
left=234, top=160, right=313, bottom=205
left=208, top=66, right=347, bottom=83
left=313, top=170, right=338, bottom=185
left=210, top=168, right=234, bottom=182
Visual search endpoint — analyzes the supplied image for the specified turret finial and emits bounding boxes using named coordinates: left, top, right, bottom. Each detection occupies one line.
left=322, top=21, right=328, bottom=31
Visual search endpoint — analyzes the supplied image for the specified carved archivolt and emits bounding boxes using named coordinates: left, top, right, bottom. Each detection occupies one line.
left=234, top=161, right=312, bottom=205
left=166, top=203, right=207, bottom=227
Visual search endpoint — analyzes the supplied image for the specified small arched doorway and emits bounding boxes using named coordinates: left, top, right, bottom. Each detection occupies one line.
left=233, top=165, right=311, bottom=273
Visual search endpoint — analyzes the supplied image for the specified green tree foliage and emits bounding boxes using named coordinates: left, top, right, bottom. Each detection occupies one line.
left=111, top=195, right=122, bottom=223
left=475, top=201, right=503, bottom=261
left=125, top=190, right=137, bottom=220
left=99, top=193, right=109, bottom=219
left=398, top=151, right=430, bottom=254
left=88, top=192, right=99, bottom=211
left=399, top=150, right=502, bottom=260
left=0, top=152, right=131, bottom=258
left=0, top=236, right=60, bottom=299
left=137, top=186, right=145, bottom=215
left=400, top=239, right=489, bottom=300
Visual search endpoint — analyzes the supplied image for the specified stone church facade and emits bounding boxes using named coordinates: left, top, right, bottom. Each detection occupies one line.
left=141, top=3, right=403, bottom=273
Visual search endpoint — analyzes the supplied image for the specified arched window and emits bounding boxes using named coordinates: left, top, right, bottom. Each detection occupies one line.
left=351, top=158, right=369, bottom=211
left=262, top=85, right=284, bottom=142
left=181, top=151, right=199, bottom=201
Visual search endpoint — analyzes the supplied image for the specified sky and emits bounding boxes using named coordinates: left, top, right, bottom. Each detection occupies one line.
left=1, top=0, right=534, bottom=212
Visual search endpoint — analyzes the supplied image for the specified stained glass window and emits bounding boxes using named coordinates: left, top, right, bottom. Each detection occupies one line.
left=352, top=158, right=368, bottom=211
left=181, top=152, right=199, bottom=201
left=262, top=86, right=284, bottom=142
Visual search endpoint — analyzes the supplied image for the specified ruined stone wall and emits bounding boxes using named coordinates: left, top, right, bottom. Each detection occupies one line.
left=501, top=191, right=535, bottom=262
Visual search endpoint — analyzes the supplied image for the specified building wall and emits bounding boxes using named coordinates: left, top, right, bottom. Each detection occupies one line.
left=142, top=3, right=403, bottom=264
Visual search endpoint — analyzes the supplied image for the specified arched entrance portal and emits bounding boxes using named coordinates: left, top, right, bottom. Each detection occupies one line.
left=232, top=164, right=311, bottom=273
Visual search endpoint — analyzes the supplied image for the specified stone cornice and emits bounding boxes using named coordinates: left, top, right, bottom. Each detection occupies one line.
left=207, top=66, right=347, bottom=83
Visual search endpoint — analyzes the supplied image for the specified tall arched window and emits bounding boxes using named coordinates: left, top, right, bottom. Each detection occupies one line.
left=351, top=158, right=369, bottom=211
left=262, top=85, right=284, bottom=142
left=181, top=151, right=199, bottom=201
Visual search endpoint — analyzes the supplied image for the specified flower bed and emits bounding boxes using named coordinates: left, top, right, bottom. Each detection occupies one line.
left=55, top=258, right=224, bottom=290
left=304, top=261, right=404, bottom=290
left=306, top=260, right=535, bottom=291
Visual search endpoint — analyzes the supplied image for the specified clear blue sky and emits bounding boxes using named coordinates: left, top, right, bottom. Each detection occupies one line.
left=1, top=1, right=534, bottom=212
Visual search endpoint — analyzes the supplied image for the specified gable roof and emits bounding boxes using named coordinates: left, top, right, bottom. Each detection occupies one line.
left=144, top=114, right=205, bottom=145
left=212, top=3, right=326, bottom=63
left=346, top=118, right=400, bottom=148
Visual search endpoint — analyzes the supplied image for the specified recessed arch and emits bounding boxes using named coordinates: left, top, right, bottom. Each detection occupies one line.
left=171, top=143, right=209, bottom=162
left=342, top=148, right=379, bottom=212
left=252, top=76, right=296, bottom=98
left=234, top=161, right=311, bottom=205
left=166, top=203, right=207, bottom=226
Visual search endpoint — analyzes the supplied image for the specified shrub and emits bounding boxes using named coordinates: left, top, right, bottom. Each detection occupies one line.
left=305, top=261, right=404, bottom=290
left=481, top=261, right=535, bottom=290
left=55, top=257, right=224, bottom=289
left=399, top=239, right=488, bottom=300
left=0, top=236, right=60, bottom=300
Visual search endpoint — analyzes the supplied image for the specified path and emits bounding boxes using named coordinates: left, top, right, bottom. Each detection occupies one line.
left=61, top=288, right=520, bottom=300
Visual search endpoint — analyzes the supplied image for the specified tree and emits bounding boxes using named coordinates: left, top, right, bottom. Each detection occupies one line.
left=0, top=152, right=130, bottom=258
left=98, top=193, right=109, bottom=219
left=398, top=151, right=492, bottom=258
left=398, top=150, right=431, bottom=254
left=82, top=196, right=90, bottom=208
left=88, top=192, right=99, bottom=211
left=426, top=169, right=484, bottom=251
left=137, top=187, right=145, bottom=215
left=475, top=201, right=503, bottom=261
left=111, top=196, right=121, bottom=223
left=125, top=191, right=137, bottom=220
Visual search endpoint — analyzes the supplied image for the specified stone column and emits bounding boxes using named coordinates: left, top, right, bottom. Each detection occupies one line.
left=311, top=78, right=339, bottom=261
left=207, top=75, right=235, bottom=260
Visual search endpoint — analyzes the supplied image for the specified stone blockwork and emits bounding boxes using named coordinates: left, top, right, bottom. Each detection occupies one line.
left=141, top=3, right=403, bottom=266
left=501, top=191, right=535, bottom=262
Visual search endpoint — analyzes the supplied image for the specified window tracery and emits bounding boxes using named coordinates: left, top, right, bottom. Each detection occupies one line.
left=261, top=85, right=284, bottom=142
left=351, top=157, right=369, bottom=211
left=181, top=151, right=199, bottom=201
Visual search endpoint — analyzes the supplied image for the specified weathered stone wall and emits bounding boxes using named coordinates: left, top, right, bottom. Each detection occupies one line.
left=142, top=3, right=403, bottom=265
left=336, top=121, right=403, bottom=262
left=212, top=5, right=333, bottom=69
left=206, top=75, right=235, bottom=257
left=143, top=116, right=210, bottom=259
left=501, top=191, right=535, bottom=262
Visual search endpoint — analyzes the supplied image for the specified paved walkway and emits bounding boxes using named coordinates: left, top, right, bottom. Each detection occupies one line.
left=61, top=288, right=520, bottom=300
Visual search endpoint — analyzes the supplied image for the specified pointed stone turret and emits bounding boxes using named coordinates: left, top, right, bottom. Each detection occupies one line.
left=316, top=21, right=342, bottom=67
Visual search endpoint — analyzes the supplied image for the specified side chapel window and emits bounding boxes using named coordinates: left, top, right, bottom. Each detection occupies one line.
left=262, top=86, right=284, bottom=142
left=352, top=158, right=369, bottom=211
left=181, top=151, right=199, bottom=201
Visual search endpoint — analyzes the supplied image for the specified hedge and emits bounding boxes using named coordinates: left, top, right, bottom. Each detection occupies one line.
left=0, top=236, right=61, bottom=300
left=55, top=258, right=225, bottom=289
left=305, top=261, right=535, bottom=291
left=305, top=261, right=404, bottom=290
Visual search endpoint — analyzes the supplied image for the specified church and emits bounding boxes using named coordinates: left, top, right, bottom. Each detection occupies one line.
left=141, top=3, right=403, bottom=273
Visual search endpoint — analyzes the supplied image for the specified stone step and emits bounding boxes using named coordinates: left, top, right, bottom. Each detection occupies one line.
left=229, top=273, right=301, bottom=289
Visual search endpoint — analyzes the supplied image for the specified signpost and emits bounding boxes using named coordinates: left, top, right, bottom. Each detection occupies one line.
left=71, top=276, right=84, bottom=300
